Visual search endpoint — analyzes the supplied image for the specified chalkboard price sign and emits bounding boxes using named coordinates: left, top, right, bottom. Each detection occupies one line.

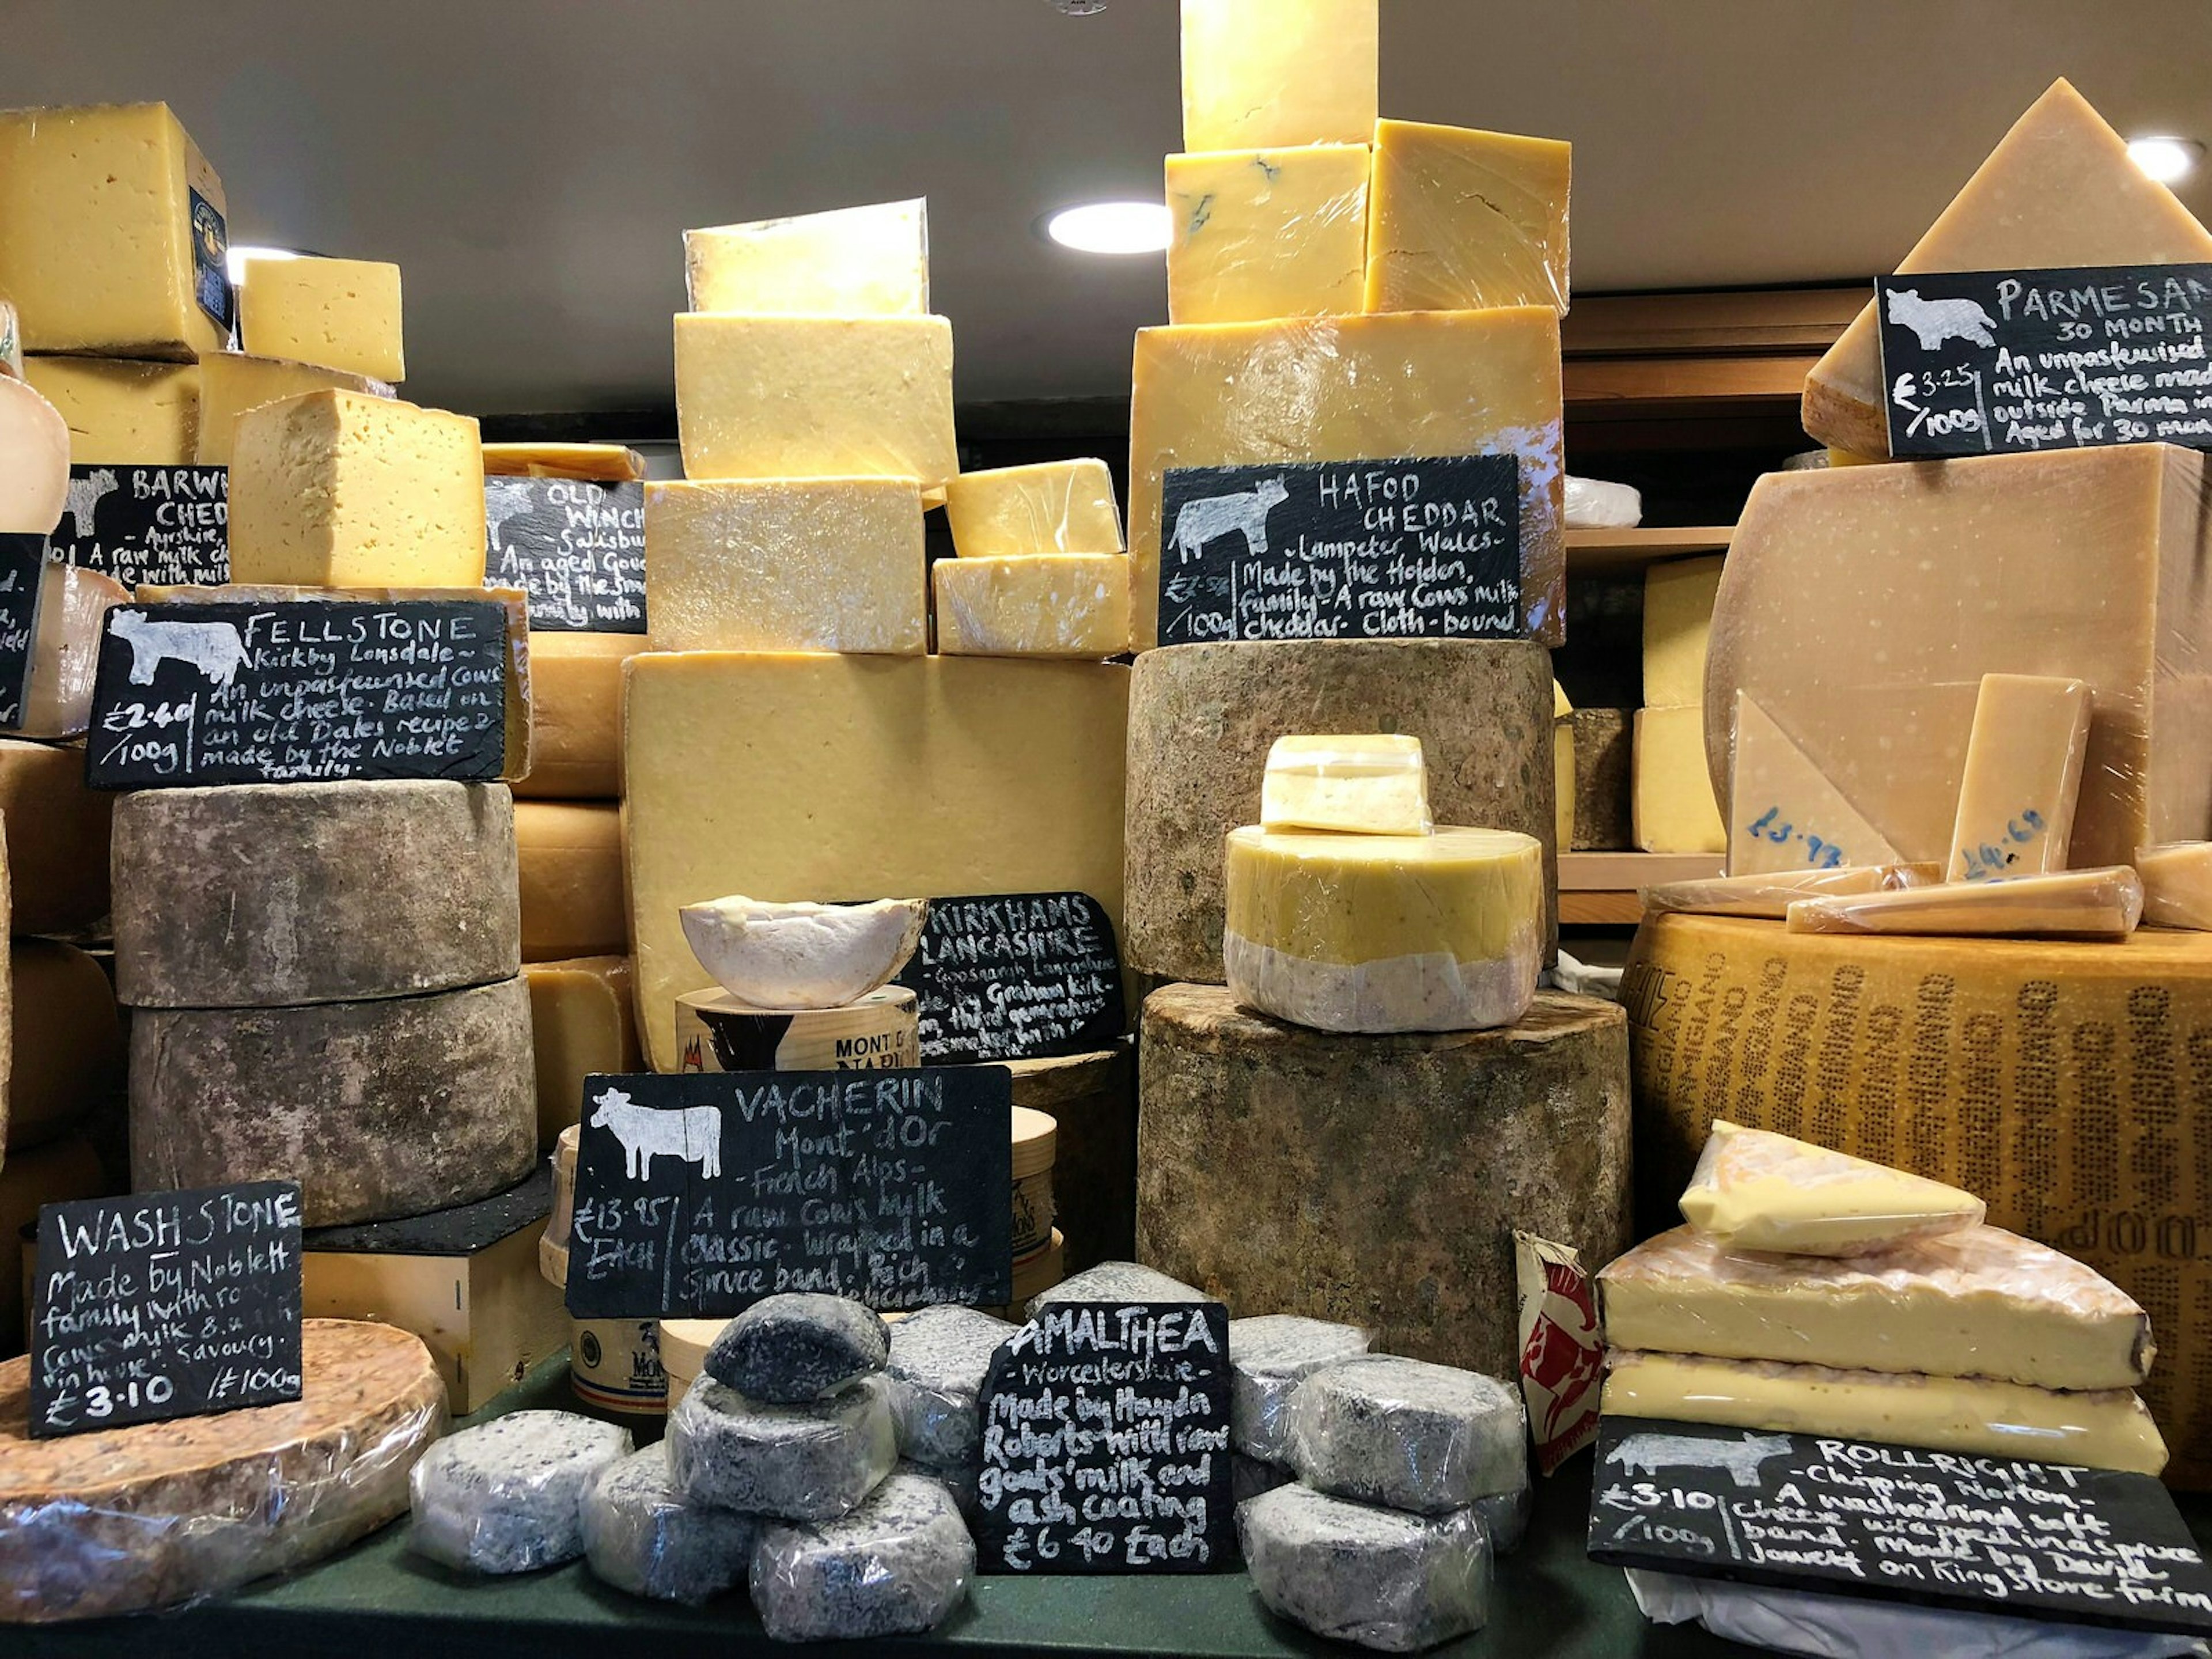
left=1156, top=456, right=1520, bottom=647
left=483, top=477, right=646, bottom=633
left=27, top=1182, right=304, bottom=1439
left=1588, top=1415, right=2212, bottom=1637
left=1877, top=264, right=2212, bottom=459
left=46, top=464, right=229, bottom=586
left=977, top=1301, right=1234, bottom=1575
left=0, top=532, right=47, bottom=729
left=894, top=892, right=1125, bottom=1065
left=564, top=1068, right=1014, bottom=1320
left=85, top=597, right=509, bottom=789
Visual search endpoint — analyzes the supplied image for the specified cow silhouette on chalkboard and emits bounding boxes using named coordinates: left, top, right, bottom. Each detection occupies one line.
left=1607, top=1431, right=1791, bottom=1488
left=484, top=479, right=539, bottom=555
left=109, top=611, right=249, bottom=688
left=59, top=468, right=120, bottom=541
left=590, top=1085, right=722, bottom=1180
left=1171, top=476, right=1289, bottom=565
left=1886, top=289, right=1999, bottom=351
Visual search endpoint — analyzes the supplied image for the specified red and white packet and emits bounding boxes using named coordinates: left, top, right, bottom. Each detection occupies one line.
left=1513, top=1229, right=1604, bottom=1475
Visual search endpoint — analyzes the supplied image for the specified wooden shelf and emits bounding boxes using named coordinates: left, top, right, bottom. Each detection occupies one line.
left=1558, top=851, right=1724, bottom=926
left=1565, top=525, right=1732, bottom=575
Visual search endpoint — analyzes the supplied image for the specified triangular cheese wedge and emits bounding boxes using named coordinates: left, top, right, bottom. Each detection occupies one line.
left=1804, top=79, right=2212, bottom=457
left=679, top=895, right=928, bottom=1011
left=1728, top=692, right=1902, bottom=875
left=1680, top=1120, right=1986, bottom=1256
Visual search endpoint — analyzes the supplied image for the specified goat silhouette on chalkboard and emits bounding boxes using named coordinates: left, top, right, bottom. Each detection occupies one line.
left=60, top=468, right=120, bottom=541
left=1171, top=476, right=1289, bottom=565
left=109, top=611, right=249, bottom=688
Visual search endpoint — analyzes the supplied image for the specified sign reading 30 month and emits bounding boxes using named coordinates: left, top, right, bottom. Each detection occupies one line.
left=85, top=597, right=509, bottom=789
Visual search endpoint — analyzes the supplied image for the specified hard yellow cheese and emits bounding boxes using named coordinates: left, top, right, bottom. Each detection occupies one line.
left=481, top=444, right=645, bottom=483
left=1259, top=733, right=1432, bottom=835
left=22, top=357, right=199, bottom=465
left=517, top=801, right=626, bottom=963
left=1180, top=0, right=1377, bottom=151
left=9, top=562, right=129, bottom=740
left=1947, top=674, right=2091, bottom=882
left=237, top=256, right=405, bottom=383
left=942, top=460, right=1123, bottom=558
left=932, top=554, right=1130, bottom=660
left=1729, top=694, right=1902, bottom=877
left=1676, top=1120, right=1985, bottom=1257
left=1364, top=120, right=1570, bottom=315
left=1642, top=864, right=1937, bottom=919
left=524, top=956, right=640, bottom=1151
left=684, top=199, right=927, bottom=316
left=1166, top=145, right=1370, bottom=326
left=194, top=352, right=394, bottom=467
left=514, top=632, right=642, bottom=801
left=1633, top=706, right=1723, bottom=854
left=1785, top=866, right=2142, bottom=940
left=2138, top=842, right=2212, bottom=930
left=1642, top=555, right=1721, bottom=710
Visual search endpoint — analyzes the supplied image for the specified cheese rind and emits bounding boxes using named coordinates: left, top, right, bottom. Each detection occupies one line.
left=1643, top=863, right=1937, bottom=920
left=2138, top=842, right=2212, bottom=930
left=1601, top=1349, right=2166, bottom=1476
left=1180, top=0, right=1377, bottom=151
left=237, top=256, right=405, bottom=382
left=0, top=377, right=69, bottom=534
left=678, top=896, right=927, bottom=1012
left=514, top=632, right=641, bottom=800
left=1946, top=674, right=2092, bottom=883
left=942, top=460, right=1123, bottom=558
left=1785, top=866, right=2142, bottom=940
left=8, top=941, right=122, bottom=1154
left=684, top=200, right=928, bottom=317
left=645, top=476, right=925, bottom=655
left=517, top=801, right=626, bottom=962
left=524, top=956, right=639, bottom=1150
left=11, top=562, right=129, bottom=740
left=931, top=554, right=1130, bottom=659
left=1363, top=120, right=1570, bottom=315
left=1166, top=145, right=1370, bottom=326
left=1224, top=825, right=1543, bottom=1033
left=1676, top=1123, right=1986, bottom=1259
left=1729, top=694, right=1902, bottom=877
left=21, top=356, right=199, bottom=465
left=194, top=351, right=393, bottom=466
left=673, top=315, right=956, bottom=490
left=1633, top=706, right=1724, bottom=854
left=1261, top=733, right=1432, bottom=836
left=1641, top=556, right=1722, bottom=711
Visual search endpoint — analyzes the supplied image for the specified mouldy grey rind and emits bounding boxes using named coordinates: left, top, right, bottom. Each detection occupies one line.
left=749, top=1473, right=974, bottom=1642
left=704, top=1293, right=888, bottom=1404
left=408, top=1410, right=630, bottom=1575
left=1240, top=1483, right=1492, bottom=1654
left=1025, top=1260, right=1211, bottom=1320
left=580, top=1444, right=757, bottom=1604
left=668, top=1374, right=895, bottom=1522
left=1229, top=1314, right=1374, bottom=1464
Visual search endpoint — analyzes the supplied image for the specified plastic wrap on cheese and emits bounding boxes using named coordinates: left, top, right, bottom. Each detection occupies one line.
left=7, top=562, right=128, bottom=740
left=1679, top=1120, right=1985, bottom=1257
left=2137, top=842, right=2212, bottom=930
left=931, top=554, right=1130, bottom=660
left=941, top=459, right=1123, bottom=558
left=1365, top=120, right=1571, bottom=316
left=1785, top=867, right=2143, bottom=940
left=1563, top=475, right=1641, bottom=529
left=1240, top=1484, right=1494, bottom=1653
left=748, top=1472, right=971, bottom=1642
left=408, top=1410, right=632, bottom=1574
left=0, top=299, right=20, bottom=378
left=1260, top=734, right=1433, bottom=836
left=1643, top=863, right=1938, bottom=919
left=1512, top=1231, right=1602, bottom=1475
left=1166, top=145, right=1369, bottom=326
left=1599, top=1225, right=2152, bottom=1391
left=1601, top=1350, right=2168, bottom=1476
left=1223, top=825, right=1543, bottom=1033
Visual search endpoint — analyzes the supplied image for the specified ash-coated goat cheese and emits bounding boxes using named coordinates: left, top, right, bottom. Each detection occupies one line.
left=669, top=1374, right=896, bottom=1522
left=1287, top=1356, right=1528, bottom=1517
left=408, top=1410, right=631, bottom=1575
left=749, top=1472, right=974, bottom=1643
left=1240, top=1483, right=1493, bottom=1653
left=580, top=1444, right=756, bottom=1605
left=703, top=1293, right=890, bottom=1404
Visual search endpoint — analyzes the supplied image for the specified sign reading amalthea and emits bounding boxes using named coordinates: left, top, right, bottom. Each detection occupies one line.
left=1877, top=264, right=2212, bottom=458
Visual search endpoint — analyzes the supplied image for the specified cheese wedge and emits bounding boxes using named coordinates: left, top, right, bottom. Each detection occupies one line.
left=679, top=895, right=927, bottom=1012
left=1363, top=120, right=1570, bottom=315
left=1729, top=694, right=1902, bottom=877
left=1642, top=863, right=1938, bottom=921
left=942, top=460, right=1123, bottom=558
left=1260, top=734, right=1433, bottom=836
left=237, top=256, right=405, bottom=383
left=1946, top=674, right=2092, bottom=883
left=194, top=352, right=393, bottom=467
left=1785, top=866, right=2142, bottom=940
left=1180, top=0, right=1376, bottom=151
left=22, top=357, right=200, bottom=467
left=1642, top=556, right=1722, bottom=711
left=683, top=199, right=927, bottom=317
left=2137, top=842, right=2212, bottom=930
left=0, top=376, right=69, bottom=534
left=9, top=562, right=130, bottom=739
left=1602, top=1349, right=2166, bottom=1476
left=480, top=444, right=646, bottom=483
left=1166, top=145, right=1370, bottom=326
left=932, top=555, right=1130, bottom=660
left=1633, top=706, right=1724, bottom=854
left=1677, top=1121, right=1985, bottom=1257
left=1551, top=683, right=1574, bottom=851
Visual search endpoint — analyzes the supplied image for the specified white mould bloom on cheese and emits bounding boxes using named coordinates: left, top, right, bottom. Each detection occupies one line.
left=680, top=894, right=928, bottom=1012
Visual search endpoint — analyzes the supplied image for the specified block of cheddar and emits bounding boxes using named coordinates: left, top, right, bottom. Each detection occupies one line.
left=1363, top=121, right=1570, bottom=315
left=1129, top=309, right=1565, bottom=649
left=931, top=555, right=1129, bottom=659
left=1165, top=145, right=1369, bottom=326
left=194, top=352, right=394, bottom=467
left=0, top=377, right=69, bottom=534
left=942, top=460, right=1123, bottom=558
left=1180, top=0, right=1376, bottom=151
left=236, top=255, right=405, bottom=383
left=2138, top=843, right=2212, bottom=930
left=514, top=632, right=641, bottom=801
left=516, top=801, right=626, bottom=963
left=1785, top=866, right=2143, bottom=941
left=1805, top=79, right=2212, bottom=459
left=524, top=956, right=639, bottom=1153
left=1633, top=706, right=1723, bottom=854
left=0, top=740, right=112, bottom=936
left=1676, top=1122, right=1985, bottom=1259
left=1641, top=556, right=1721, bottom=711
left=1710, top=445, right=2212, bottom=869
left=21, top=357, right=199, bottom=466
left=683, top=199, right=928, bottom=317
left=0, top=102, right=230, bottom=358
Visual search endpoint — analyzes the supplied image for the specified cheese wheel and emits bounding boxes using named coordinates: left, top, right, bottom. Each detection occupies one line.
left=517, top=800, right=625, bottom=961
left=112, top=781, right=521, bottom=1007
left=514, top=632, right=643, bottom=801
left=130, top=977, right=537, bottom=1227
left=7, top=940, right=122, bottom=1153
left=0, top=1320, right=446, bottom=1623
left=0, top=739, right=111, bottom=936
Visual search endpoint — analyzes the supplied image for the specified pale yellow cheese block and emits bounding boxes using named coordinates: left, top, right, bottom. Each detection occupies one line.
left=1180, top=0, right=1376, bottom=151
left=194, top=352, right=394, bottom=467
left=22, top=356, right=198, bottom=465
left=227, top=391, right=487, bottom=588
left=517, top=801, right=626, bottom=963
left=1642, top=864, right=1937, bottom=920
left=524, top=955, right=639, bottom=1151
left=237, top=256, right=405, bottom=383
left=1633, top=705, right=1723, bottom=854
left=623, top=652, right=1128, bottom=1071
left=1166, top=145, right=1369, bottom=326
left=1363, top=120, right=1570, bottom=315
left=481, top=444, right=645, bottom=483
left=673, top=314, right=956, bottom=491
left=1947, top=673, right=2091, bottom=882
left=1603, top=1349, right=2166, bottom=1476
left=1729, top=693, right=1902, bottom=877
left=942, top=460, right=1123, bottom=558
left=0, top=377, right=69, bottom=535
left=1804, top=79, right=2212, bottom=459
left=1786, top=866, right=2142, bottom=940
left=0, top=102, right=229, bottom=359
left=2138, top=842, right=2212, bottom=930
left=1260, top=733, right=1431, bottom=836
left=1675, top=1120, right=1984, bottom=1259
left=1641, top=555, right=1722, bottom=711
left=683, top=199, right=927, bottom=317
left=932, top=554, right=1130, bottom=660
left=514, top=632, right=643, bottom=801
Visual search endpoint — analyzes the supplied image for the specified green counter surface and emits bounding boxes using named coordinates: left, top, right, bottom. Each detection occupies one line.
left=11, top=1357, right=2210, bottom=1658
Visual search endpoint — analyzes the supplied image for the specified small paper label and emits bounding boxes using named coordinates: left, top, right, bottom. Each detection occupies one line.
left=190, top=188, right=231, bottom=332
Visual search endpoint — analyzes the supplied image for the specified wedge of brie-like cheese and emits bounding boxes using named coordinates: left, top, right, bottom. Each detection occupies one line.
left=1677, top=1120, right=1984, bottom=1256
left=679, top=895, right=929, bottom=1012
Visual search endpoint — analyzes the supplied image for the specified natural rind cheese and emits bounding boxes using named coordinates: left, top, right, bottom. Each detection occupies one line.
left=624, top=651, right=1127, bottom=1071
left=0, top=738, right=113, bottom=933
left=1785, top=866, right=2142, bottom=940
left=931, top=554, right=1130, bottom=658
left=1621, top=912, right=2212, bottom=1486
left=0, top=102, right=230, bottom=359
left=1569, top=709, right=1634, bottom=851
left=1641, top=556, right=1722, bottom=711
left=525, top=957, right=639, bottom=1149
left=1127, top=639, right=1555, bottom=981
left=1180, top=0, right=1377, bottom=152
left=1677, top=1121, right=1987, bottom=1257
left=1946, top=675, right=2092, bottom=882
left=679, top=895, right=926, bottom=1012
left=1642, top=864, right=1937, bottom=920
left=1137, top=983, right=1630, bottom=1382
left=0, top=1320, right=446, bottom=1623
left=194, top=351, right=395, bottom=466
left=1601, top=1350, right=2167, bottom=1477
left=684, top=199, right=929, bottom=317
left=673, top=314, right=956, bottom=491
left=645, top=476, right=925, bottom=654
left=8, top=940, right=123, bottom=1154
left=942, top=460, right=1124, bottom=558
left=1802, top=79, right=2212, bottom=459
left=517, top=800, right=626, bottom=962
left=227, top=391, right=487, bottom=588
left=10, top=562, right=129, bottom=740
left=1729, top=694, right=1903, bottom=877
left=1128, top=308, right=1566, bottom=650
left=1708, top=444, right=2212, bottom=869
left=236, top=255, right=406, bottom=382
left=1225, top=825, right=1543, bottom=1032
left=0, top=377, right=69, bottom=533
left=516, top=632, right=642, bottom=800
left=111, top=780, right=521, bottom=1007
left=1601, top=1222, right=2148, bottom=1391
left=1165, top=145, right=1370, bottom=326
left=130, top=977, right=537, bottom=1227
left=1363, top=120, right=1571, bottom=315
left=481, top=443, right=646, bottom=482
left=2138, top=842, right=2212, bottom=930
left=1633, top=706, right=1724, bottom=854
left=1262, top=733, right=1433, bottom=836
left=21, top=355, right=199, bottom=465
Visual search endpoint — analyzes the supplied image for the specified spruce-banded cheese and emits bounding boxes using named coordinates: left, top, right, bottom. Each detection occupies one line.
left=1165, top=145, right=1369, bottom=326
left=679, top=895, right=926, bottom=1012
left=942, top=460, right=1123, bottom=558
left=1364, top=120, right=1570, bottom=315
left=1946, top=674, right=2092, bottom=883
left=194, top=351, right=394, bottom=466
left=516, top=632, right=642, bottom=800
left=675, top=986, right=921, bottom=1075
left=0, top=377, right=69, bottom=534
left=21, top=355, right=199, bottom=465
left=1225, top=825, right=1543, bottom=1033
left=1785, top=865, right=2142, bottom=940
left=2139, top=842, right=2212, bottom=930
left=1180, top=0, right=1377, bottom=151
left=1601, top=1349, right=2168, bottom=1477
left=0, top=738, right=112, bottom=934
left=237, top=255, right=405, bottom=382
left=7, top=562, right=128, bottom=740
left=644, top=476, right=925, bottom=655
left=1675, top=1121, right=1985, bottom=1257
left=517, top=800, right=625, bottom=962
left=1728, top=694, right=1902, bottom=877
left=683, top=199, right=928, bottom=317
left=1260, top=733, right=1433, bottom=837
left=1633, top=706, right=1723, bottom=855
left=525, top=956, right=639, bottom=1150
left=931, top=554, right=1130, bottom=659
left=228, top=390, right=486, bottom=588
left=7, top=940, right=122, bottom=1154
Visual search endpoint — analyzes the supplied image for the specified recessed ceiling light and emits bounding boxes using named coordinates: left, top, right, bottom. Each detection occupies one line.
left=226, top=244, right=307, bottom=286
left=2127, top=136, right=2203, bottom=185
left=1041, top=201, right=1172, bottom=256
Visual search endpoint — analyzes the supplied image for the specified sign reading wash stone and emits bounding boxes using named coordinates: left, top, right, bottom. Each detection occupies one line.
left=482, top=476, right=646, bottom=632
left=46, top=464, right=229, bottom=586
left=1156, top=456, right=1520, bottom=646
left=893, top=892, right=1125, bottom=1063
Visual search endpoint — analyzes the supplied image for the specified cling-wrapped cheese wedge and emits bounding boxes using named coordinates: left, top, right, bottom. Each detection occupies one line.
left=1784, top=866, right=2143, bottom=940
left=1642, top=863, right=1938, bottom=919
left=1676, top=1121, right=1984, bottom=1257
left=680, top=895, right=929, bottom=1013
left=8, top=562, right=129, bottom=739
left=942, top=460, right=1123, bottom=558
left=1261, top=734, right=1433, bottom=837
left=2136, top=842, right=2212, bottom=931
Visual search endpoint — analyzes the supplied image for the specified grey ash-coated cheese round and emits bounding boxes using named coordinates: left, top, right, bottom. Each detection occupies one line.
left=1239, top=1483, right=1493, bottom=1653
left=408, top=1410, right=631, bottom=1575
left=1025, top=1259, right=1211, bottom=1320
left=1229, top=1315, right=1374, bottom=1465
left=884, top=1304, right=1016, bottom=1469
left=112, top=780, right=521, bottom=1008
left=750, top=1472, right=974, bottom=1643
left=129, top=976, right=538, bottom=1226
left=704, top=1293, right=888, bottom=1404
left=1287, top=1356, right=1528, bottom=1517
left=668, top=1374, right=896, bottom=1522
left=580, top=1444, right=757, bottom=1605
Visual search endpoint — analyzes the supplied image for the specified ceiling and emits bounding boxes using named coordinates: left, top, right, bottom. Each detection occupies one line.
left=7, top=0, right=2209, bottom=418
